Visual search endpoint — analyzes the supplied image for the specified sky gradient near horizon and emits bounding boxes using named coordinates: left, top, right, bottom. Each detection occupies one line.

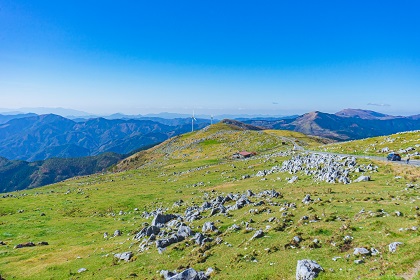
left=1, top=1, right=419, bottom=116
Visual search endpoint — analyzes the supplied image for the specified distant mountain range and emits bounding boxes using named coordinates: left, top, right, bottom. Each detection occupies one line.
left=0, top=114, right=209, bottom=161
left=1, top=108, right=419, bottom=193
left=244, top=109, right=420, bottom=140
left=0, top=107, right=296, bottom=120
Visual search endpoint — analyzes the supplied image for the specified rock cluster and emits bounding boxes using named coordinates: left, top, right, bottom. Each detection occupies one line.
left=255, top=153, right=377, bottom=184
left=160, top=267, right=213, bottom=280
left=134, top=189, right=281, bottom=254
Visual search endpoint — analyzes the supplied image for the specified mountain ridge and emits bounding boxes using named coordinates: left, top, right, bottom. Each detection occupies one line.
left=0, top=114, right=209, bottom=161
left=244, top=110, right=420, bottom=140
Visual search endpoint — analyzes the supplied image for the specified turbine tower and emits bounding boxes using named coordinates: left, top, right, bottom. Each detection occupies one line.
left=211, top=115, right=213, bottom=125
left=191, top=111, right=197, bottom=132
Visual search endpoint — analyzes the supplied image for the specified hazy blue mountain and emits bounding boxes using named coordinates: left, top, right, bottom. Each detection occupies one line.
left=334, top=109, right=398, bottom=120
left=0, top=113, right=38, bottom=124
left=0, top=114, right=209, bottom=161
left=244, top=110, right=420, bottom=140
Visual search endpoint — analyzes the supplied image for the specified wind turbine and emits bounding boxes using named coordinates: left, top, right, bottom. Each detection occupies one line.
left=191, top=110, right=197, bottom=132
left=210, top=115, right=213, bottom=125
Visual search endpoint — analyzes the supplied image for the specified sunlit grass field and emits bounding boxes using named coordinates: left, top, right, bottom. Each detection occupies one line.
left=1, top=124, right=419, bottom=279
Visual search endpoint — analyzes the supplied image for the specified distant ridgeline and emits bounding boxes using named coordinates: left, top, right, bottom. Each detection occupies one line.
left=0, top=114, right=209, bottom=161
left=243, top=109, right=420, bottom=141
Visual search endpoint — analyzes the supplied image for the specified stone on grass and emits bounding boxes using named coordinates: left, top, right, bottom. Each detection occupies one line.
left=160, top=270, right=176, bottom=279
left=193, top=233, right=212, bottom=246
left=177, top=225, right=193, bottom=238
left=302, top=194, right=312, bottom=204
left=354, top=176, right=371, bottom=183
left=202, top=222, right=217, bottom=233
left=152, top=213, right=177, bottom=227
left=288, top=176, right=299, bottom=184
left=78, top=268, right=87, bottom=273
left=251, top=230, right=264, bottom=240
left=389, top=242, right=403, bottom=253
left=353, top=247, right=370, bottom=256
left=229, top=224, right=241, bottom=231
left=134, top=226, right=160, bottom=240
left=114, top=251, right=133, bottom=262
left=167, top=268, right=208, bottom=280
left=370, top=248, right=380, bottom=256
left=293, top=236, right=302, bottom=244
left=296, top=259, right=323, bottom=280
left=14, top=242, right=35, bottom=249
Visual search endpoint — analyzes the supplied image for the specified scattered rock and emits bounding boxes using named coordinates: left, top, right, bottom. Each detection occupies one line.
left=389, top=242, right=403, bottom=253
left=354, top=176, right=370, bottom=183
left=288, top=176, right=299, bottom=184
left=296, top=259, right=323, bottom=280
left=113, top=230, right=122, bottom=237
left=192, top=233, right=212, bottom=246
left=165, top=268, right=208, bottom=280
left=354, top=259, right=364, bottom=264
left=177, top=225, right=193, bottom=238
left=251, top=230, right=264, bottom=240
left=229, top=224, right=241, bottom=231
left=302, top=194, right=312, bottom=205
left=353, top=247, right=370, bottom=256
left=14, top=242, right=35, bottom=249
left=78, top=268, right=87, bottom=273
left=343, top=235, right=353, bottom=243
left=202, top=222, right=217, bottom=233
left=160, top=270, right=177, bottom=279
left=114, top=251, right=133, bottom=262
left=370, top=248, right=380, bottom=256
left=152, top=213, right=177, bottom=227
left=134, top=226, right=160, bottom=240
left=293, top=236, right=302, bottom=244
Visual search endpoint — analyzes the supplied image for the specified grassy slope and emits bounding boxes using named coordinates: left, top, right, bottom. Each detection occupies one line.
left=314, top=131, right=420, bottom=159
left=0, top=124, right=419, bottom=280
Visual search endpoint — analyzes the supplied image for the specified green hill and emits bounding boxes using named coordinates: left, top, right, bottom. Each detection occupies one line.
left=316, top=130, right=420, bottom=159
left=0, top=125, right=419, bottom=279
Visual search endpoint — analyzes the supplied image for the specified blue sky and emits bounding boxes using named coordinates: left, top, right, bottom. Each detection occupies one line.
left=1, top=1, right=419, bottom=116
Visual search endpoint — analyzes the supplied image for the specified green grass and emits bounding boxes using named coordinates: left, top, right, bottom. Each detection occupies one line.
left=1, top=125, right=419, bottom=279
left=314, top=130, right=420, bottom=159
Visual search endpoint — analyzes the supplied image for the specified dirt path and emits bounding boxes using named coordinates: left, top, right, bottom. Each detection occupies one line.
left=399, top=260, right=420, bottom=279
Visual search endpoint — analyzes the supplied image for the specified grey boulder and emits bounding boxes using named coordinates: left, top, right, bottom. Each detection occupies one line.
left=296, top=259, right=323, bottom=280
left=114, top=251, right=133, bottom=261
left=354, top=176, right=371, bottom=183
left=167, top=268, right=208, bottom=280
left=389, top=242, right=403, bottom=253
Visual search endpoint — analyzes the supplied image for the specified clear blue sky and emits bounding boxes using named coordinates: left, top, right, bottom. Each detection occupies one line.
left=1, top=1, right=419, bottom=116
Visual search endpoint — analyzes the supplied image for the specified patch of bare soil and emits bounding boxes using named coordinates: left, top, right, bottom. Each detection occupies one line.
left=400, top=260, right=420, bottom=280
